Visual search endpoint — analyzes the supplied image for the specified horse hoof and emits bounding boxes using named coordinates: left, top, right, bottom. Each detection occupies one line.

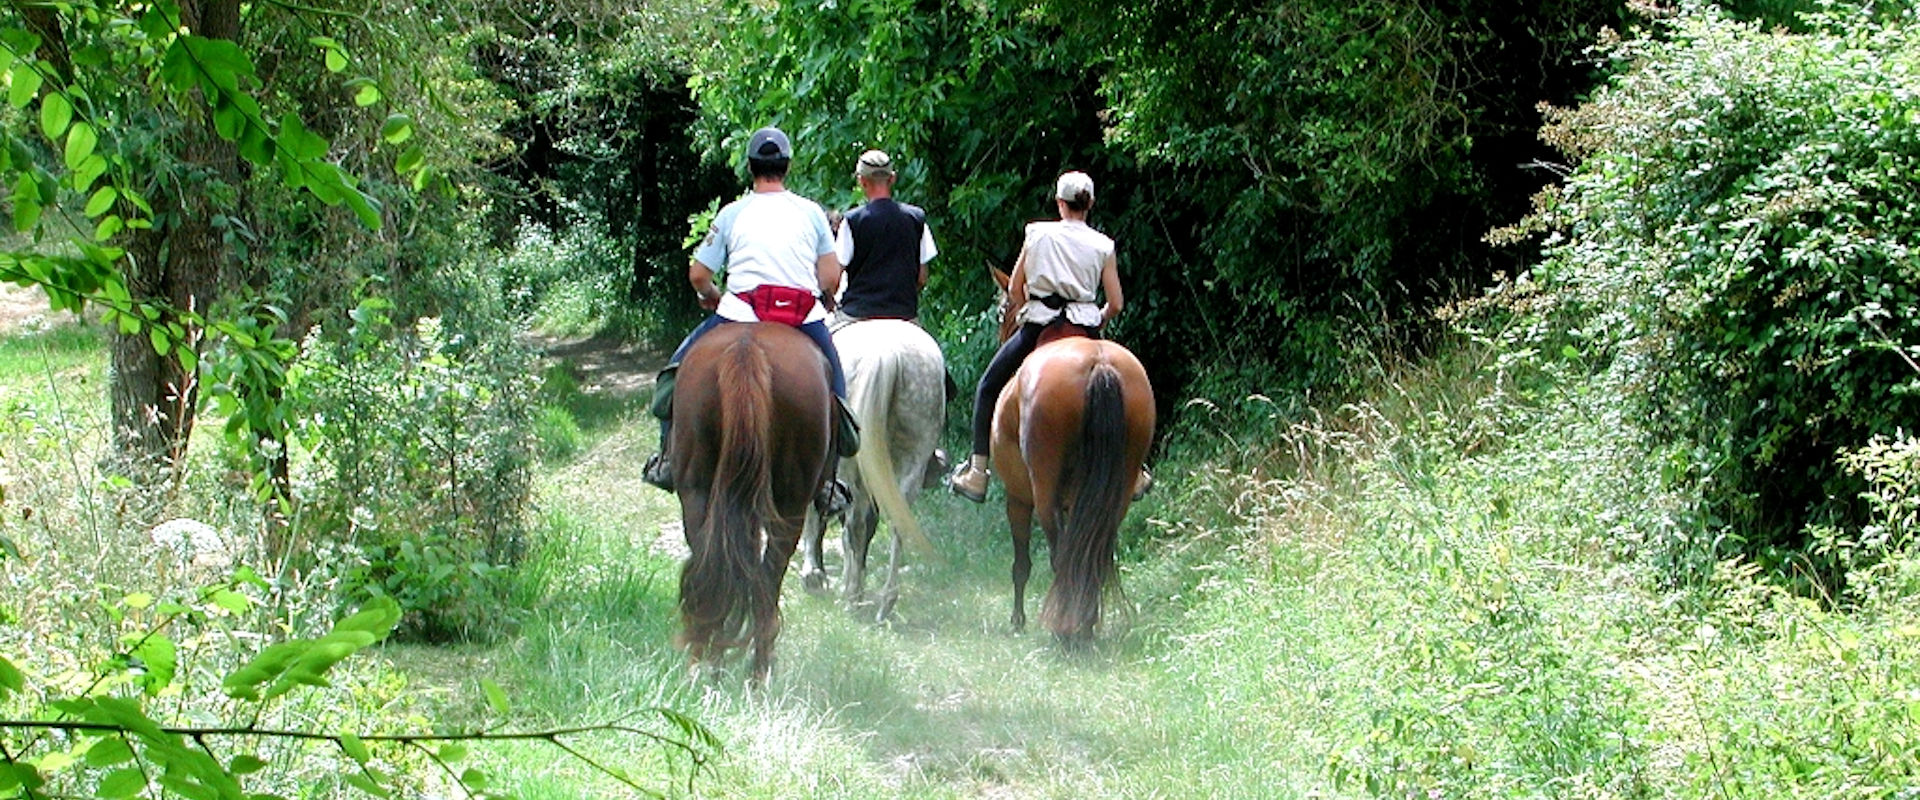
left=802, top=571, right=829, bottom=595
left=875, top=593, right=898, bottom=623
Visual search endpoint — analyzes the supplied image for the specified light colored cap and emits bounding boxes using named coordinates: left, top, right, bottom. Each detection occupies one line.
left=1055, top=171, right=1094, bottom=205
left=855, top=149, right=894, bottom=179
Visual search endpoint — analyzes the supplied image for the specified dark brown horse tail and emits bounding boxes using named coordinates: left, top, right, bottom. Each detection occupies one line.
left=1041, top=361, right=1130, bottom=639
left=681, top=334, right=778, bottom=648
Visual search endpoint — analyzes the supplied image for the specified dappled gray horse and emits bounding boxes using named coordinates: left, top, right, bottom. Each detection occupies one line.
left=800, top=319, right=944, bottom=620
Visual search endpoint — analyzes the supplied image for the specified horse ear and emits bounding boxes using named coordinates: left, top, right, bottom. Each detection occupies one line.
left=991, top=266, right=1011, bottom=290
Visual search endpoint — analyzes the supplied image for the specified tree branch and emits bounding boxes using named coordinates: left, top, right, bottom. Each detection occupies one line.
left=0, top=718, right=713, bottom=791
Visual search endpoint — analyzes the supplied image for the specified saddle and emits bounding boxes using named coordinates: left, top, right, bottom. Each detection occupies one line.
left=1036, top=318, right=1098, bottom=347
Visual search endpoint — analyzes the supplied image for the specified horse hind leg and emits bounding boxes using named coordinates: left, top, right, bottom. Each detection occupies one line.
left=840, top=498, right=877, bottom=609
left=750, top=519, right=804, bottom=687
left=1007, top=500, right=1035, bottom=632
left=875, top=515, right=903, bottom=623
left=800, top=509, right=830, bottom=596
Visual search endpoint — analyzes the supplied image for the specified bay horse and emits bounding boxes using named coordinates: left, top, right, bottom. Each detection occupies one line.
left=799, top=319, right=944, bottom=621
left=670, top=322, right=835, bottom=684
left=990, top=268, right=1155, bottom=644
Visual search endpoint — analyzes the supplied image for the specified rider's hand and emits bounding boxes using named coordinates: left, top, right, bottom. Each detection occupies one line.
left=698, top=288, right=722, bottom=311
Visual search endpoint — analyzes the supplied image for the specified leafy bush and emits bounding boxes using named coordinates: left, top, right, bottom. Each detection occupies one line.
left=287, top=297, right=539, bottom=639
left=1497, top=4, right=1920, bottom=577
left=497, top=219, right=631, bottom=336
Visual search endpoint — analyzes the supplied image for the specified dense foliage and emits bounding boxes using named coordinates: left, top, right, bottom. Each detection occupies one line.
left=689, top=0, right=1624, bottom=413
left=1498, top=3, right=1920, bottom=578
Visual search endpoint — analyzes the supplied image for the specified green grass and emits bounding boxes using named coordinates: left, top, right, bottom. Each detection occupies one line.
left=8, top=318, right=1920, bottom=798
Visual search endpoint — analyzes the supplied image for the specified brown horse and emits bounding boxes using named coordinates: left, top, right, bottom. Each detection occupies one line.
left=670, top=322, right=835, bottom=684
left=990, top=268, right=1156, bottom=644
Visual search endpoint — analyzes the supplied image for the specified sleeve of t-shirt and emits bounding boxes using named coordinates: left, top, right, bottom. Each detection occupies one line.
left=692, top=202, right=738, bottom=271
left=919, top=224, right=938, bottom=264
left=834, top=218, right=855, bottom=266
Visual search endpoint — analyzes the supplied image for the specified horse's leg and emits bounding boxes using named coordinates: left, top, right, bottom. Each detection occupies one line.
left=675, top=490, right=720, bottom=680
left=876, top=508, right=903, bottom=623
left=751, top=518, right=803, bottom=687
left=800, top=508, right=830, bottom=595
left=1007, top=499, right=1035, bottom=632
left=841, top=498, right=875, bottom=608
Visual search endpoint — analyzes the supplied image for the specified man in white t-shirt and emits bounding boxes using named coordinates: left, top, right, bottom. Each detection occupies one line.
left=643, top=127, right=855, bottom=516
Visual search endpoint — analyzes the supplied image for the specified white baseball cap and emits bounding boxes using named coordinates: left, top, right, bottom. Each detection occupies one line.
left=1055, top=171, right=1094, bottom=204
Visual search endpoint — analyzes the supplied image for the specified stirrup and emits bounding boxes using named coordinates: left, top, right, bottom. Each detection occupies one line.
left=642, top=452, right=675, bottom=492
left=815, top=478, right=852, bottom=517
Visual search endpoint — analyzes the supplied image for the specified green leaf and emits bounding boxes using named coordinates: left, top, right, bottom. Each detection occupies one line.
left=96, top=766, right=145, bottom=798
left=209, top=588, right=251, bottom=614
left=72, top=153, right=108, bottom=193
left=339, top=733, right=371, bottom=765
left=0, top=761, right=44, bottom=792
left=342, top=186, right=382, bottom=230
left=150, top=327, right=171, bottom=357
left=40, top=92, right=71, bottom=138
left=82, top=738, right=134, bottom=768
left=0, top=654, right=22, bottom=698
left=394, top=145, right=424, bottom=174
left=333, top=596, right=402, bottom=640
left=12, top=173, right=41, bottom=232
left=9, top=65, right=43, bottom=109
left=379, top=114, right=412, bottom=145
left=229, top=754, right=268, bottom=775
left=131, top=634, right=177, bottom=695
left=325, top=49, right=348, bottom=73
left=436, top=743, right=468, bottom=764
left=212, top=103, right=246, bottom=141
left=480, top=678, right=509, bottom=715
left=123, top=592, right=153, bottom=609
left=353, top=84, right=381, bottom=107
left=94, top=215, right=124, bottom=242
left=459, top=769, right=488, bottom=790
left=343, top=773, right=390, bottom=797
left=277, top=112, right=329, bottom=160
left=85, top=186, right=118, bottom=217
left=65, top=122, right=98, bottom=171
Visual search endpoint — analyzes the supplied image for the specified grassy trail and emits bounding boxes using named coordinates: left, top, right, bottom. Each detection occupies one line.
left=423, top=336, right=1333, bottom=798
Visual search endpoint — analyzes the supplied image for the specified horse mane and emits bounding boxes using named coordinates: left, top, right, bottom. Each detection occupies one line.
left=1039, top=360, right=1131, bottom=639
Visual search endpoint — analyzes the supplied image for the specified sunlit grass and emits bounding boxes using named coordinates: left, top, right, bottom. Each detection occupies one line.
left=9, top=312, right=1919, bottom=798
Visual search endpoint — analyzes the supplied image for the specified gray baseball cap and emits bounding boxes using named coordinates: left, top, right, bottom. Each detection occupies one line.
left=747, top=127, right=792, bottom=161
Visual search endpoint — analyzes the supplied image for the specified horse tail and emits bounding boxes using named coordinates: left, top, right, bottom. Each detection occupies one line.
left=850, top=353, right=935, bottom=557
left=680, top=335, right=778, bottom=648
left=1041, top=361, right=1131, bottom=639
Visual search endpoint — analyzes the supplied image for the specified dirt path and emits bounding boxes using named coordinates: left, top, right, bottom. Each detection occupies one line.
left=524, top=330, right=665, bottom=400
left=0, top=283, right=53, bottom=334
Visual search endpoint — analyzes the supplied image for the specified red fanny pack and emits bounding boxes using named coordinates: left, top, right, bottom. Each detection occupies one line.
left=736, top=285, right=818, bottom=327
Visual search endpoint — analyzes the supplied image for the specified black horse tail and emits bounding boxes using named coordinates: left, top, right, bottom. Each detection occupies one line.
left=680, top=335, right=778, bottom=649
left=1041, top=362, right=1130, bottom=642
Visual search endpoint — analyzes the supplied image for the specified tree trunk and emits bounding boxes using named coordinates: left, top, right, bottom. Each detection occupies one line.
left=107, top=0, right=244, bottom=482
